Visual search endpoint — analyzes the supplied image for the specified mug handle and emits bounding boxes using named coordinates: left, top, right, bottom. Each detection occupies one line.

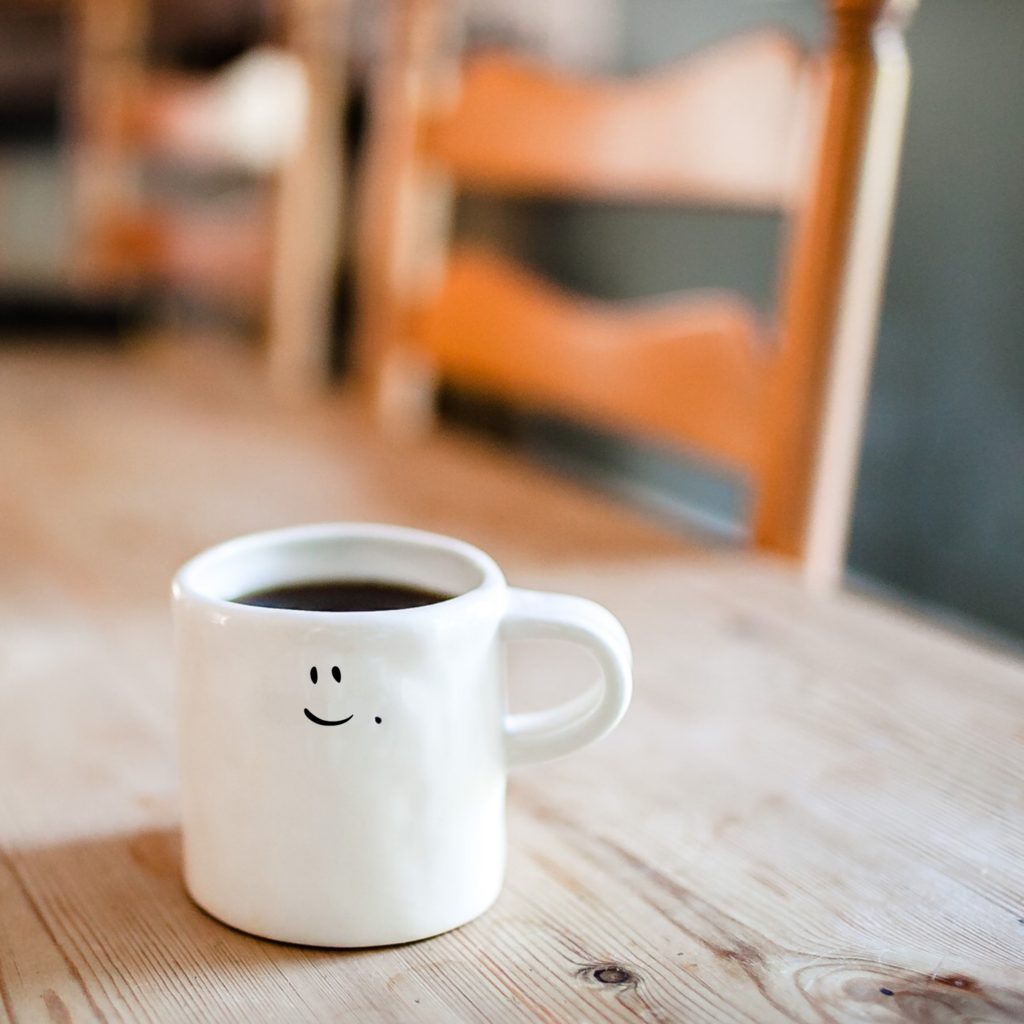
left=501, top=587, right=633, bottom=768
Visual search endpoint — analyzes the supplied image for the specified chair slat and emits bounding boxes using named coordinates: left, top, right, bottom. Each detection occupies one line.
left=421, top=31, right=815, bottom=209
left=414, top=247, right=768, bottom=469
left=96, top=205, right=271, bottom=301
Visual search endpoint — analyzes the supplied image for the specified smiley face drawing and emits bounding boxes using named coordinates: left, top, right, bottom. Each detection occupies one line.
left=304, top=665, right=383, bottom=727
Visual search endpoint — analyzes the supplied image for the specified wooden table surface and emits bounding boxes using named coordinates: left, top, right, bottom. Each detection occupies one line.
left=1, top=345, right=1023, bottom=1023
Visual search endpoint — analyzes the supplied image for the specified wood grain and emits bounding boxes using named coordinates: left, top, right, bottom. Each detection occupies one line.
left=1, top=344, right=1022, bottom=1021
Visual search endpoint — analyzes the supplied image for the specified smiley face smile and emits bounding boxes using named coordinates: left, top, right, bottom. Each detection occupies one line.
left=303, top=709, right=354, bottom=726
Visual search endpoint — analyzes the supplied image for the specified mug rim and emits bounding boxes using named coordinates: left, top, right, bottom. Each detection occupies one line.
left=172, top=522, right=506, bottom=620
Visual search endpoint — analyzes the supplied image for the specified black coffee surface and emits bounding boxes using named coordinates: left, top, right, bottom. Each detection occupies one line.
left=234, top=579, right=453, bottom=612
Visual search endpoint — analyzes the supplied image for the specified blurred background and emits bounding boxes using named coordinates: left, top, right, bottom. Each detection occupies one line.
left=1, top=0, right=1021, bottom=643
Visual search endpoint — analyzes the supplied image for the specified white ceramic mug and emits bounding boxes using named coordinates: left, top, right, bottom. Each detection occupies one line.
left=172, top=523, right=632, bottom=947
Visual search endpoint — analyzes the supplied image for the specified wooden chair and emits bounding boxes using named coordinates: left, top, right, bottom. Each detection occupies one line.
left=354, top=0, right=918, bottom=589
left=71, top=0, right=348, bottom=394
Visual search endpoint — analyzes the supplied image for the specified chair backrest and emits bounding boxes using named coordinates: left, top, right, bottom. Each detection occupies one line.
left=70, top=0, right=347, bottom=395
left=356, top=0, right=917, bottom=588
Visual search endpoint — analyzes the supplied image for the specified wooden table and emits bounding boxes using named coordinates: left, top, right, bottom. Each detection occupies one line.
left=2, top=345, right=1022, bottom=1023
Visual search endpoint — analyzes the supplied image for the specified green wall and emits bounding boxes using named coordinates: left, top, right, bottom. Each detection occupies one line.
left=848, top=0, right=1024, bottom=640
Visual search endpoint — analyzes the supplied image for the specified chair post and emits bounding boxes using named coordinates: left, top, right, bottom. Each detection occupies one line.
left=352, top=0, right=451, bottom=432
left=69, top=0, right=148, bottom=289
left=266, top=0, right=349, bottom=398
left=753, top=0, right=917, bottom=584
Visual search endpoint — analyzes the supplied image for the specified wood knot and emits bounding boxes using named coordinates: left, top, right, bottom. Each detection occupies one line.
left=577, top=963, right=639, bottom=988
left=595, top=966, right=631, bottom=985
left=713, top=942, right=765, bottom=968
left=933, top=974, right=979, bottom=992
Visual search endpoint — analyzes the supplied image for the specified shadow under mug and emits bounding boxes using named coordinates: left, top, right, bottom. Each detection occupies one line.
left=172, top=522, right=632, bottom=947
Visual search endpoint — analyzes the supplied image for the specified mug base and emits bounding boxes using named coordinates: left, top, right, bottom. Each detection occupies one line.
left=184, top=877, right=503, bottom=948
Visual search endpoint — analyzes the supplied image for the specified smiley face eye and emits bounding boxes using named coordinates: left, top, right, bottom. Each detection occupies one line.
left=331, top=666, right=341, bottom=682
left=310, top=667, right=318, bottom=684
